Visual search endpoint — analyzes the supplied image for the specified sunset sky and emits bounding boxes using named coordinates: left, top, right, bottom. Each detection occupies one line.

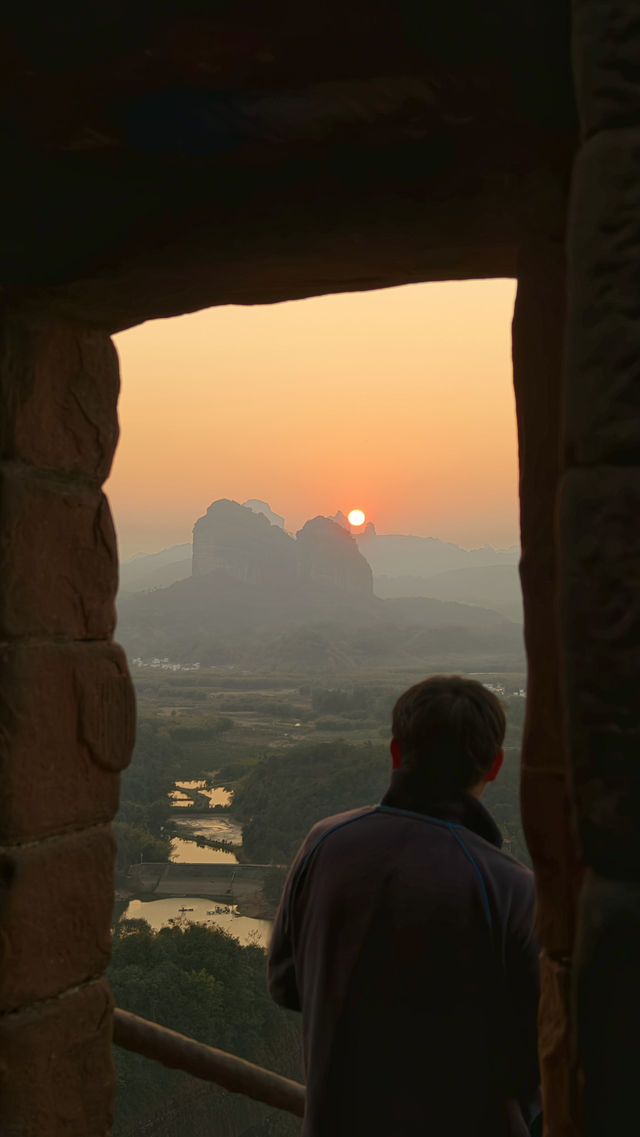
left=109, top=279, right=519, bottom=560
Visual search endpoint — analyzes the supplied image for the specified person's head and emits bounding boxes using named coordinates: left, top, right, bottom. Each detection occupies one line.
left=390, top=675, right=505, bottom=798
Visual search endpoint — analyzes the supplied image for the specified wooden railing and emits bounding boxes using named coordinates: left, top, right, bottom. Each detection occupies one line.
left=113, top=1008, right=306, bottom=1118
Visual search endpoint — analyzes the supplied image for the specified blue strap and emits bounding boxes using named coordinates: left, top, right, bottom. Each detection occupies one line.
left=445, top=823, right=493, bottom=932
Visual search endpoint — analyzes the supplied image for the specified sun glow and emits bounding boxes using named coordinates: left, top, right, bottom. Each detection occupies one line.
left=348, top=509, right=366, bottom=526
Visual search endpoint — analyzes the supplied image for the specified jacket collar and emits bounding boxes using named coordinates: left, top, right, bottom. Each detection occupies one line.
left=380, top=768, right=503, bottom=849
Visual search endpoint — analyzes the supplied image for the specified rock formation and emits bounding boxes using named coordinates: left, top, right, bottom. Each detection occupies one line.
left=192, top=499, right=295, bottom=588
left=330, top=510, right=350, bottom=530
left=295, top=516, right=373, bottom=594
left=243, top=499, right=285, bottom=528
left=192, top=500, right=374, bottom=598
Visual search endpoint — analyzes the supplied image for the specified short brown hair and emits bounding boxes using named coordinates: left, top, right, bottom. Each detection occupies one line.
left=391, top=675, right=505, bottom=795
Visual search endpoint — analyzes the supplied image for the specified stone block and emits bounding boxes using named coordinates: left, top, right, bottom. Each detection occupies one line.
left=538, top=951, right=583, bottom=1137
left=0, top=318, right=119, bottom=482
left=575, top=873, right=640, bottom=1135
left=565, top=132, right=640, bottom=465
left=559, top=466, right=640, bottom=877
left=0, top=641, right=135, bottom=845
left=0, top=464, right=117, bottom=638
left=573, top=4, right=640, bottom=137
left=0, top=825, right=114, bottom=1012
left=513, top=244, right=582, bottom=950
left=521, top=767, right=582, bottom=954
left=0, top=979, right=114, bottom=1137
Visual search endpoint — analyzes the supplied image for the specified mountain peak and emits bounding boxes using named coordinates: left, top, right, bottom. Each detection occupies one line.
left=243, top=499, right=285, bottom=528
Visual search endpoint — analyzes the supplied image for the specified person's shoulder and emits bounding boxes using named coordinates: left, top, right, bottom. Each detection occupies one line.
left=475, top=833, right=534, bottom=882
left=298, top=805, right=377, bottom=858
left=293, top=804, right=379, bottom=864
left=471, top=834, right=536, bottom=917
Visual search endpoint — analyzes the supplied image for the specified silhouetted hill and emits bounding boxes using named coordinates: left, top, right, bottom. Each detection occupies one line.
left=191, top=499, right=372, bottom=594
left=119, top=544, right=191, bottom=592
left=116, top=568, right=523, bottom=671
left=374, top=564, right=523, bottom=622
left=192, top=499, right=296, bottom=584
left=296, top=516, right=373, bottom=594
left=358, top=527, right=518, bottom=577
left=243, top=499, right=285, bottom=527
left=118, top=503, right=520, bottom=596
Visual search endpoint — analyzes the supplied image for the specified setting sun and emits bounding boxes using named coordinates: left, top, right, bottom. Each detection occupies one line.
left=348, top=509, right=366, bottom=526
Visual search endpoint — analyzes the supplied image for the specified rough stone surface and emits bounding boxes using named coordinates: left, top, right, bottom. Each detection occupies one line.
left=512, top=242, right=583, bottom=1136
left=538, top=951, right=584, bottom=1137
left=0, top=311, right=123, bottom=1131
left=0, top=465, right=117, bottom=639
left=565, top=132, right=640, bottom=466
left=512, top=242, right=582, bottom=953
left=520, top=769, right=583, bottom=953
left=567, top=6, right=640, bottom=1133
left=0, top=979, right=114, bottom=1137
left=0, top=825, right=114, bottom=1012
left=572, top=4, right=640, bottom=136
left=575, top=874, right=640, bottom=1135
left=0, top=641, right=135, bottom=845
left=0, top=5, right=574, bottom=329
left=0, top=319, right=120, bottom=481
left=559, top=466, right=640, bottom=878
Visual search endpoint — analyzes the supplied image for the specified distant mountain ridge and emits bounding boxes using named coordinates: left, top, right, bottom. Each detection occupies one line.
left=117, top=574, right=523, bottom=672
left=375, top=564, right=523, bottom=623
left=119, top=543, right=192, bottom=593
left=116, top=499, right=523, bottom=671
left=356, top=526, right=519, bottom=577
left=120, top=502, right=519, bottom=599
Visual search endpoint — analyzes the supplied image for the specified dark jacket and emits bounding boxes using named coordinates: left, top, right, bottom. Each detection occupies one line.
left=268, top=769, right=540, bottom=1136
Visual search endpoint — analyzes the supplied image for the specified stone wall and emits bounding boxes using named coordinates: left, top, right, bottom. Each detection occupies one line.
left=513, top=242, right=583, bottom=1136
left=0, top=6, right=635, bottom=1133
left=563, top=6, right=640, bottom=1132
left=0, top=317, right=136, bottom=1136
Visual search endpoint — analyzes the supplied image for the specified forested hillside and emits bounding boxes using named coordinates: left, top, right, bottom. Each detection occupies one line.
left=232, top=696, right=529, bottom=866
left=109, top=921, right=302, bottom=1137
left=233, top=740, right=390, bottom=864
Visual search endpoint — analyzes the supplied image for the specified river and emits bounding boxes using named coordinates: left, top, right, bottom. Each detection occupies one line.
left=170, top=779, right=232, bottom=808
left=169, top=780, right=241, bottom=864
left=119, top=779, right=275, bottom=944
left=120, top=896, right=273, bottom=947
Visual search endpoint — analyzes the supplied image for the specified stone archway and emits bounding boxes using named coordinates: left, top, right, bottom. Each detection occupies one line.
left=1, top=4, right=638, bottom=1135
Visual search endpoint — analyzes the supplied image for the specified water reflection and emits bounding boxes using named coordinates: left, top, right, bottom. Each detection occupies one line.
left=170, top=837, right=238, bottom=864
left=170, top=804, right=242, bottom=865
left=173, top=814, right=242, bottom=844
left=169, top=790, right=192, bottom=808
left=119, top=896, right=272, bottom=946
left=174, top=780, right=233, bottom=808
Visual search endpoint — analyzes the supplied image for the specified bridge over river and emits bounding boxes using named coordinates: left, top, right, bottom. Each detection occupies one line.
left=128, top=862, right=278, bottom=899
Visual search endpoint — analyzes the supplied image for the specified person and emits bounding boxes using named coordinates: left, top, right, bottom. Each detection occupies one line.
left=267, top=675, right=541, bottom=1136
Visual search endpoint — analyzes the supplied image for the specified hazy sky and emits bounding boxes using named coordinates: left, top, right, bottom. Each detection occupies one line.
left=109, top=279, right=519, bottom=560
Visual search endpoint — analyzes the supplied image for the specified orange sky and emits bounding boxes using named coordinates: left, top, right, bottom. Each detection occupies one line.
left=109, top=279, right=519, bottom=559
